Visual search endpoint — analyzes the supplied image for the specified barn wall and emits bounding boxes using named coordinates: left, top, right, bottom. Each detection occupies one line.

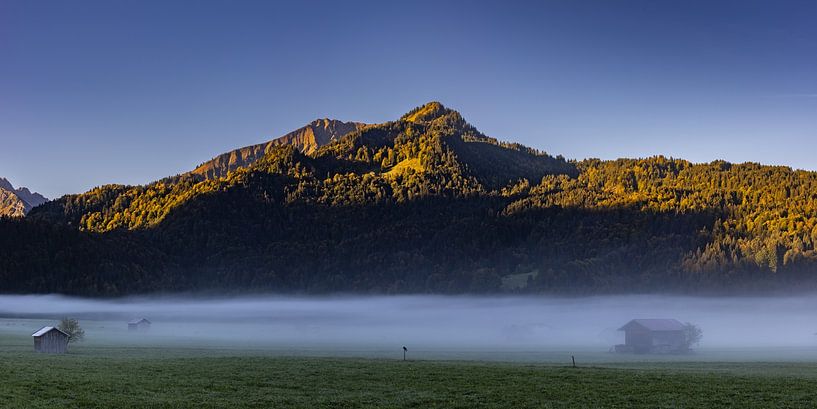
left=652, top=330, right=685, bottom=349
left=624, top=328, right=652, bottom=352
left=34, top=331, right=68, bottom=354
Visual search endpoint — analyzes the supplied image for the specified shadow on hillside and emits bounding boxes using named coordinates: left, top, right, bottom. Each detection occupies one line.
left=445, top=136, right=578, bottom=190
left=6, top=187, right=817, bottom=296
left=150, top=187, right=752, bottom=295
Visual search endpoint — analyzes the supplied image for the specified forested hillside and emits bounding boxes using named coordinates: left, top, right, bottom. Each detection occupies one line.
left=3, top=102, right=817, bottom=295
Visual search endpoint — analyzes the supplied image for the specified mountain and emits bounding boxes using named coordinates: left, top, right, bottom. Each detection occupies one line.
left=5, top=102, right=817, bottom=296
left=0, top=177, right=47, bottom=217
left=191, top=119, right=365, bottom=180
left=13, top=186, right=48, bottom=209
left=0, top=188, right=27, bottom=217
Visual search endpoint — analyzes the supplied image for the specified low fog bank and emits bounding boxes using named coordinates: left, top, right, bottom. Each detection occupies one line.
left=2, top=294, right=817, bottom=351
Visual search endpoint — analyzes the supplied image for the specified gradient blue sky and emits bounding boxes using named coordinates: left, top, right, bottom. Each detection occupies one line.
left=1, top=0, right=815, bottom=198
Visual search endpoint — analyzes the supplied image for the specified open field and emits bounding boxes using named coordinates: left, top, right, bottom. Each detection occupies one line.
left=3, top=331, right=817, bottom=408
left=5, top=295, right=817, bottom=407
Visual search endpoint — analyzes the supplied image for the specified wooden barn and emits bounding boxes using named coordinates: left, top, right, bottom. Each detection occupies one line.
left=32, top=326, right=69, bottom=354
left=128, top=318, right=151, bottom=331
left=616, top=319, right=687, bottom=354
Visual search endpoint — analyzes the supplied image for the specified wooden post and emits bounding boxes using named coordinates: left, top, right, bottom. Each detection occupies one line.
left=571, top=355, right=576, bottom=368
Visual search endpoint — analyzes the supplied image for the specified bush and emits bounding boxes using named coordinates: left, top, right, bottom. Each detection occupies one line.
left=683, top=322, right=702, bottom=349
left=58, top=317, right=85, bottom=343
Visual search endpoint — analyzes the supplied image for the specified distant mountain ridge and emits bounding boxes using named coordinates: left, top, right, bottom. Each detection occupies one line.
left=191, top=119, right=365, bottom=180
left=0, top=177, right=47, bottom=217
left=5, top=102, right=817, bottom=296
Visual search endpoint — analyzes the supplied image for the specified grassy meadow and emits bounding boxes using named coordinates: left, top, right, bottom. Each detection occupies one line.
left=2, top=319, right=817, bottom=408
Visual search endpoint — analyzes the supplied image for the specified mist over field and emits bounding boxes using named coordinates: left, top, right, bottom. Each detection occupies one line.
left=2, top=294, right=817, bottom=356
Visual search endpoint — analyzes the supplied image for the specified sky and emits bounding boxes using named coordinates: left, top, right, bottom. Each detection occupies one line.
left=1, top=0, right=815, bottom=199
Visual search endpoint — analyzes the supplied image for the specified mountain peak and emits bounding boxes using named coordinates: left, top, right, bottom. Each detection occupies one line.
left=401, top=101, right=454, bottom=123
left=0, top=177, right=13, bottom=191
left=305, top=118, right=365, bottom=136
left=308, top=118, right=335, bottom=127
left=0, top=177, right=48, bottom=217
left=191, top=119, right=366, bottom=180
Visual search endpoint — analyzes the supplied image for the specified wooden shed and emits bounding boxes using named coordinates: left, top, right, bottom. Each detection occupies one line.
left=128, top=318, right=151, bottom=331
left=32, top=326, right=69, bottom=354
left=616, top=319, right=686, bottom=354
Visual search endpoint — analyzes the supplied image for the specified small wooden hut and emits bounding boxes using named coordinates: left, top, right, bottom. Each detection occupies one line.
left=128, top=318, right=151, bottom=332
left=616, top=319, right=686, bottom=354
left=32, top=326, right=69, bottom=354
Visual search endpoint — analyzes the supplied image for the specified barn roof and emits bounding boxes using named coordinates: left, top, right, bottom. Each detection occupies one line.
left=128, top=318, right=151, bottom=325
left=32, top=326, right=69, bottom=337
left=618, top=319, right=685, bottom=332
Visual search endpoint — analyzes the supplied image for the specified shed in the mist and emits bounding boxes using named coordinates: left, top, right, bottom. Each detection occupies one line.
left=616, top=319, right=686, bottom=354
left=32, top=326, right=69, bottom=354
left=128, top=318, right=151, bottom=331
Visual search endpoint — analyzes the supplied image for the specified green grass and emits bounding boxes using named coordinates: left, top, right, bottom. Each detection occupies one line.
left=4, top=354, right=817, bottom=408
left=3, top=332, right=817, bottom=408
left=384, top=158, right=424, bottom=177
